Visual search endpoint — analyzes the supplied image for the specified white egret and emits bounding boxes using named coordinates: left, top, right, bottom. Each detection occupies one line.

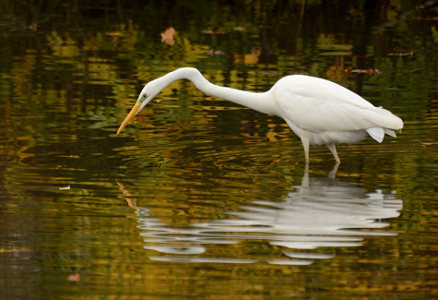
left=117, top=67, right=403, bottom=164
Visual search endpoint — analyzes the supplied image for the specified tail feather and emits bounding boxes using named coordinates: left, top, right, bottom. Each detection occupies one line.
left=384, top=129, right=396, bottom=138
left=365, top=107, right=403, bottom=130
left=367, top=127, right=384, bottom=143
left=366, top=127, right=398, bottom=143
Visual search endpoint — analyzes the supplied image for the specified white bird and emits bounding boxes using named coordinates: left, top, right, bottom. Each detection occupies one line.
left=117, top=67, right=403, bottom=164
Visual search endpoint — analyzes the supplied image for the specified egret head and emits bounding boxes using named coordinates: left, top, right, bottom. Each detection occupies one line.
left=116, top=79, right=162, bottom=135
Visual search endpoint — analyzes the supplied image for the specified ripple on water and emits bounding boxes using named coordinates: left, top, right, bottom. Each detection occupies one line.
left=128, top=175, right=402, bottom=265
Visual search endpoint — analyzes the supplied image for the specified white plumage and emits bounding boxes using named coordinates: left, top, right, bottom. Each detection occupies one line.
left=117, top=67, right=403, bottom=164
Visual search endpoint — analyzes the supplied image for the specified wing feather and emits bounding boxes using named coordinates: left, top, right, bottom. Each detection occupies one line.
left=273, top=75, right=403, bottom=132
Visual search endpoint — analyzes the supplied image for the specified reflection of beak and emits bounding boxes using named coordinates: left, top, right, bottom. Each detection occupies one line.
left=116, top=102, right=140, bottom=135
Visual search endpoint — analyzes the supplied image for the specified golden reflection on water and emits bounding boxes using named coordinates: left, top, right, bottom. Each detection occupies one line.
left=1, top=1, right=437, bottom=299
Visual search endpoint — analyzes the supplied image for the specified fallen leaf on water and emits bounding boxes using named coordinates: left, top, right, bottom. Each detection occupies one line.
left=421, top=142, right=437, bottom=147
left=161, top=27, right=176, bottom=46
left=388, top=51, right=414, bottom=56
left=68, top=273, right=80, bottom=283
left=233, top=26, right=246, bottom=32
left=202, top=29, right=227, bottom=35
left=207, top=49, right=225, bottom=56
left=105, top=31, right=123, bottom=37
left=345, top=67, right=381, bottom=75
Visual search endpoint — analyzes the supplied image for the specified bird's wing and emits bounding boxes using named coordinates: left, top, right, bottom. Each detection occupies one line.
left=273, top=75, right=402, bottom=132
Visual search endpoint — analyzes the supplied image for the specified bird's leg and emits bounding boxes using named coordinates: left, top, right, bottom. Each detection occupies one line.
left=328, top=161, right=340, bottom=179
left=327, top=144, right=340, bottom=164
left=301, top=136, right=310, bottom=165
left=302, top=161, right=310, bottom=188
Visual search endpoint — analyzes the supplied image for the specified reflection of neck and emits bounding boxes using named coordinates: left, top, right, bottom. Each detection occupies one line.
left=162, top=67, right=277, bottom=115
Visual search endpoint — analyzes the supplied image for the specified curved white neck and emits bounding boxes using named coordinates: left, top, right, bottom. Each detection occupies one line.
left=159, top=68, right=276, bottom=115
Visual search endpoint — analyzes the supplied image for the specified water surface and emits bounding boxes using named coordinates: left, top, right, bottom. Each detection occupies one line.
left=0, top=1, right=437, bottom=299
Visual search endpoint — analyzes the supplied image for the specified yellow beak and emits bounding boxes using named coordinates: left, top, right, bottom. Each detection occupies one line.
left=116, top=103, right=140, bottom=135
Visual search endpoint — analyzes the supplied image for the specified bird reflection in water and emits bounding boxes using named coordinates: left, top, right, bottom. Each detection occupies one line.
left=118, top=168, right=402, bottom=265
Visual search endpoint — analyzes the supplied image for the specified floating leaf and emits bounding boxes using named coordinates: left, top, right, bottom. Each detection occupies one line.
left=207, top=49, right=225, bottom=56
left=59, top=185, right=71, bottom=190
left=67, top=273, right=80, bottom=283
left=345, top=67, right=381, bottom=75
left=202, top=29, right=227, bottom=35
left=161, top=27, right=176, bottom=46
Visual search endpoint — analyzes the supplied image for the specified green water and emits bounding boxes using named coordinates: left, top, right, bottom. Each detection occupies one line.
left=0, top=1, right=437, bottom=299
